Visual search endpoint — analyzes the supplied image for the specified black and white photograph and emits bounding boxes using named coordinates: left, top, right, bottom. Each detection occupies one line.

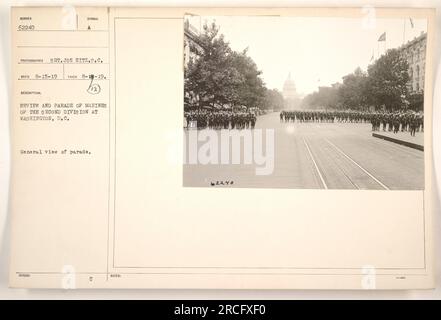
left=183, top=15, right=427, bottom=190
left=4, top=3, right=439, bottom=295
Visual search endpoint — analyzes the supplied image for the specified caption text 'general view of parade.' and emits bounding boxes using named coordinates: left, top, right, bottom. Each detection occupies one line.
left=183, top=15, right=426, bottom=190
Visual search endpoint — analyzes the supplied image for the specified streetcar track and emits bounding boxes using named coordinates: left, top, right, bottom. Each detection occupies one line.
left=291, top=116, right=417, bottom=190
left=324, top=138, right=390, bottom=190
left=309, top=137, right=362, bottom=190
left=340, top=135, right=424, bottom=177
left=320, top=141, right=361, bottom=190
left=338, top=166, right=360, bottom=189
left=302, top=137, right=328, bottom=189
left=304, top=135, right=373, bottom=190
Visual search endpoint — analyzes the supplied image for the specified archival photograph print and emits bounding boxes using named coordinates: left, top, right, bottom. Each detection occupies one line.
left=183, top=15, right=426, bottom=190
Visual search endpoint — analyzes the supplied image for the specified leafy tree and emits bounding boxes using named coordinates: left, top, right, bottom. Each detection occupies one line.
left=366, top=48, right=410, bottom=111
left=184, top=22, right=266, bottom=111
left=339, top=67, right=369, bottom=110
left=185, top=22, right=242, bottom=109
left=263, top=88, right=284, bottom=111
left=301, top=84, right=341, bottom=110
left=301, top=49, right=411, bottom=112
left=229, top=49, right=266, bottom=110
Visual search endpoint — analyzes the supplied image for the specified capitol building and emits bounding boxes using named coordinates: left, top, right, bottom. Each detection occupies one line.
left=282, top=72, right=301, bottom=109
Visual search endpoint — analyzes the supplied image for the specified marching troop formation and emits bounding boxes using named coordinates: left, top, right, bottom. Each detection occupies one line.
left=184, top=110, right=257, bottom=130
left=280, top=110, right=369, bottom=123
left=280, top=110, right=424, bottom=136
left=184, top=109, right=423, bottom=137
left=370, top=111, right=424, bottom=136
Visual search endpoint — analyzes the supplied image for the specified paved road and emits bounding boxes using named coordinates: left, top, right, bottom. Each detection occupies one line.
left=183, top=112, right=424, bottom=190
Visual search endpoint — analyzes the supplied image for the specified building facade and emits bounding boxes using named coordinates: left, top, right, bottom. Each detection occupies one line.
left=399, top=31, right=427, bottom=94
left=184, top=19, right=204, bottom=110
left=184, top=19, right=204, bottom=68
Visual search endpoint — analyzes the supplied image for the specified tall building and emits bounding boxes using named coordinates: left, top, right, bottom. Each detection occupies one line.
left=282, top=72, right=297, bottom=99
left=184, top=19, right=204, bottom=110
left=399, top=31, right=427, bottom=93
left=282, top=73, right=300, bottom=109
left=184, top=19, right=204, bottom=68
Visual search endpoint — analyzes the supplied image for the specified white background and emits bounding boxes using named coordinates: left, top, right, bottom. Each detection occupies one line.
left=0, top=0, right=440, bottom=299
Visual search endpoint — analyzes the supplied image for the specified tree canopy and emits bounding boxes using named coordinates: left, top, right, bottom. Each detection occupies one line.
left=366, top=48, right=410, bottom=111
left=301, top=48, right=422, bottom=111
left=184, top=22, right=282, bottom=111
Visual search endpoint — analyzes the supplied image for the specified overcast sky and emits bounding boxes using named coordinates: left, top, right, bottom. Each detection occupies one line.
left=187, top=15, right=427, bottom=96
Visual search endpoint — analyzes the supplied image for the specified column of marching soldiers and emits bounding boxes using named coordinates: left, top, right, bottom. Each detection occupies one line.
left=184, top=110, right=257, bottom=130
left=184, top=109, right=423, bottom=137
left=280, top=110, right=424, bottom=136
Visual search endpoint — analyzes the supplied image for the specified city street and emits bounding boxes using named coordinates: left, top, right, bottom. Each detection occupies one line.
left=183, top=112, right=424, bottom=190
